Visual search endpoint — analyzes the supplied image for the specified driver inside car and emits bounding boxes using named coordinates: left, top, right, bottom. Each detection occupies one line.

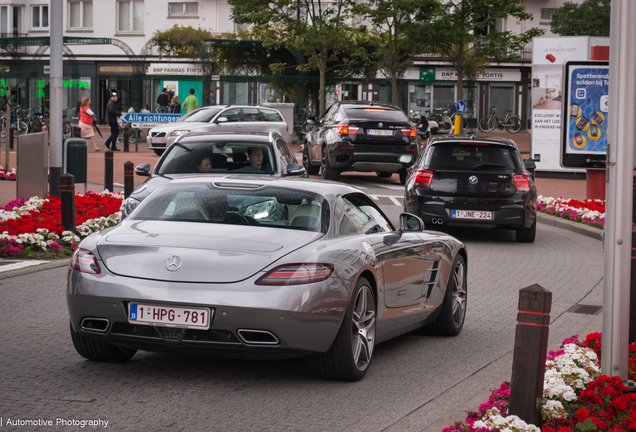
left=248, top=147, right=271, bottom=172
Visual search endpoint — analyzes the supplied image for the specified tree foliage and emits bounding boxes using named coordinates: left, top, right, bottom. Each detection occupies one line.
left=355, top=0, right=440, bottom=106
left=230, top=0, right=366, bottom=114
left=418, top=0, right=543, bottom=104
left=550, top=0, right=610, bottom=37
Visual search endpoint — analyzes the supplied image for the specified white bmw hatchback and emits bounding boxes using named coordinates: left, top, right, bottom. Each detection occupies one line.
left=147, top=105, right=289, bottom=156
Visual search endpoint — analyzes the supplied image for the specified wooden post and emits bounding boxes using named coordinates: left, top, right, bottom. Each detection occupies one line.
left=123, top=125, right=129, bottom=152
left=104, top=150, right=113, bottom=192
left=60, top=173, right=76, bottom=232
left=509, top=284, right=552, bottom=427
left=124, top=161, right=134, bottom=198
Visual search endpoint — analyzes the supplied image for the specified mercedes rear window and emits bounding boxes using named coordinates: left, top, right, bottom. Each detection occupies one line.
left=343, top=108, right=408, bottom=121
left=424, top=144, right=521, bottom=170
left=131, top=184, right=327, bottom=232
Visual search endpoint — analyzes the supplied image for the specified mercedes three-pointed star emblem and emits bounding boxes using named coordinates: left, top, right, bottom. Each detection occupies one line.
left=166, top=256, right=182, bottom=272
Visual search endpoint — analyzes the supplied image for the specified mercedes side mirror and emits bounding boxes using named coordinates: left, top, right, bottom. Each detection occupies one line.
left=135, top=163, right=151, bottom=176
left=399, top=212, right=425, bottom=232
left=284, top=163, right=306, bottom=177
left=306, top=117, right=315, bottom=125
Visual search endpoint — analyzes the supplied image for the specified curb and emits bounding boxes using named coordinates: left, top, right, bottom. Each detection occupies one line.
left=0, top=259, right=70, bottom=280
left=537, top=212, right=603, bottom=241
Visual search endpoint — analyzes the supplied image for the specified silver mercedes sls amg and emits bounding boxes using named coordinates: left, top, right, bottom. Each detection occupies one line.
left=67, top=177, right=467, bottom=381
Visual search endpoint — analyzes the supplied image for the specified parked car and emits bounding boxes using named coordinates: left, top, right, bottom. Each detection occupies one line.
left=68, top=177, right=467, bottom=381
left=122, top=132, right=304, bottom=217
left=302, top=102, right=419, bottom=184
left=404, top=135, right=538, bottom=242
left=147, top=105, right=290, bottom=156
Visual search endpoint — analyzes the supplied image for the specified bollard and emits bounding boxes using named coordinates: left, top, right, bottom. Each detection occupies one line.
left=104, top=150, right=113, bottom=192
left=60, top=173, right=76, bottom=232
left=509, top=284, right=552, bottom=427
left=123, top=126, right=129, bottom=152
left=124, top=161, right=134, bottom=198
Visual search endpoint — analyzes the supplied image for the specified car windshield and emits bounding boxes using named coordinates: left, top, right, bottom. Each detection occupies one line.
left=177, top=107, right=223, bottom=123
left=344, top=107, right=408, bottom=121
left=157, top=141, right=276, bottom=175
left=130, top=184, right=327, bottom=232
left=424, top=144, right=521, bottom=170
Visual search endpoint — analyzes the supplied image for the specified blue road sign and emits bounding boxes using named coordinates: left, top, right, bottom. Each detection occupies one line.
left=122, top=113, right=182, bottom=124
left=455, top=100, right=466, bottom=114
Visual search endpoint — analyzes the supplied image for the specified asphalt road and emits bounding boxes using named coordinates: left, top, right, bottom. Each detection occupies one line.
left=0, top=172, right=604, bottom=432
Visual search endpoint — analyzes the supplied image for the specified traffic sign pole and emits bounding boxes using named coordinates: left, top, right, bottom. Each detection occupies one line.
left=454, top=100, right=466, bottom=135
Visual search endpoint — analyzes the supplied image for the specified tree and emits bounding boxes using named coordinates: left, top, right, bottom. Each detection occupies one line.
left=355, top=0, right=440, bottom=106
left=151, top=26, right=221, bottom=103
left=230, top=0, right=364, bottom=114
left=418, top=0, right=543, bottom=104
left=550, top=0, right=610, bottom=37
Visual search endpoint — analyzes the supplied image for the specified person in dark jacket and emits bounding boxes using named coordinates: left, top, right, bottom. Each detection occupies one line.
left=170, top=95, right=181, bottom=113
left=104, top=92, right=122, bottom=151
left=156, top=88, right=170, bottom=112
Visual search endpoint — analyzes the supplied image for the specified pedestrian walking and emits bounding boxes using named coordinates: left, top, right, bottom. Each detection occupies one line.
left=104, top=92, right=122, bottom=151
left=170, top=95, right=181, bottom=114
left=207, top=91, right=216, bottom=106
left=140, top=104, right=151, bottom=113
left=156, top=88, right=170, bottom=113
left=78, top=96, right=100, bottom=152
left=182, top=88, right=199, bottom=113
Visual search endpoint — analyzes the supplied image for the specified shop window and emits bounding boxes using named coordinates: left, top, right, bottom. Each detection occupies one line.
left=432, top=85, right=455, bottom=111
left=31, top=5, right=48, bottom=30
left=68, top=1, right=93, bottom=30
left=490, top=84, right=514, bottom=116
left=168, top=2, right=198, bottom=18
left=408, top=84, right=430, bottom=119
left=1, top=7, right=8, bottom=35
left=222, top=82, right=247, bottom=105
left=117, top=0, right=144, bottom=34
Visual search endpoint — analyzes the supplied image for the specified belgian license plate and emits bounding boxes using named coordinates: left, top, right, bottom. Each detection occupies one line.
left=367, top=129, right=393, bottom=136
left=151, top=138, right=166, bottom=144
left=128, top=303, right=212, bottom=329
left=452, top=210, right=493, bottom=220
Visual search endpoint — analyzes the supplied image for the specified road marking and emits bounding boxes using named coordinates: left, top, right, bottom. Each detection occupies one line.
left=0, top=260, right=51, bottom=273
left=369, top=195, right=403, bottom=206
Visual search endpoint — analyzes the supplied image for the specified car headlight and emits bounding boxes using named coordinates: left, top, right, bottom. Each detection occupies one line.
left=169, top=130, right=191, bottom=136
left=244, top=200, right=276, bottom=219
left=123, top=197, right=141, bottom=216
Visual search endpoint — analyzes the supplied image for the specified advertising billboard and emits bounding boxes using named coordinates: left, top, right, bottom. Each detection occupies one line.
left=561, top=61, right=609, bottom=168
left=531, top=36, right=609, bottom=173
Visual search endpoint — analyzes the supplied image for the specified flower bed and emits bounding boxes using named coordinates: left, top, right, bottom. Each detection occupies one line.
left=443, top=332, right=636, bottom=432
left=0, top=165, right=16, bottom=181
left=0, top=191, right=123, bottom=258
left=538, top=196, right=605, bottom=230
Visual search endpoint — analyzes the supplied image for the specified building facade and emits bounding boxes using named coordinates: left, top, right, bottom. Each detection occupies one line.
left=0, top=0, right=584, bottom=127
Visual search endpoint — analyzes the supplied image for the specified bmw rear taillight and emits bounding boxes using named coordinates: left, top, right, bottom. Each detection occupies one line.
left=70, top=248, right=101, bottom=274
left=255, top=263, right=334, bottom=286
left=401, top=127, right=417, bottom=137
left=335, top=124, right=359, bottom=135
left=514, top=173, right=532, bottom=192
left=414, top=170, right=434, bottom=188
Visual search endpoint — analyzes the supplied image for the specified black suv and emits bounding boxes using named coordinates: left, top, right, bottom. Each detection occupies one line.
left=404, top=135, right=538, bottom=242
left=303, top=102, right=418, bottom=183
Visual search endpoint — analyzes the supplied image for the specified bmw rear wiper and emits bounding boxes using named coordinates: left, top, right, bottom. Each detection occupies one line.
left=472, top=163, right=507, bottom=170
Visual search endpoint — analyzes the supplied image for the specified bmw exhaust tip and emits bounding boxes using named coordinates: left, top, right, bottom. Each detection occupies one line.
left=80, top=317, right=110, bottom=333
left=237, top=329, right=280, bottom=345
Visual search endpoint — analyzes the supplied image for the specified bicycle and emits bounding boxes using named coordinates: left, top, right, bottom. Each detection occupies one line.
left=478, top=106, right=521, bottom=133
left=293, top=105, right=314, bottom=135
left=1, top=106, right=28, bottom=137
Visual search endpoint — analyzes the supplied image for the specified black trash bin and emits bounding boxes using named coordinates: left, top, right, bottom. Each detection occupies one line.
left=64, top=138, right=87, bottom=184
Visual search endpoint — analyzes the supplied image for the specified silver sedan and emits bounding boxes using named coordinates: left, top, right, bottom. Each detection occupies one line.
left=67, top=177, right=467, bottom=381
